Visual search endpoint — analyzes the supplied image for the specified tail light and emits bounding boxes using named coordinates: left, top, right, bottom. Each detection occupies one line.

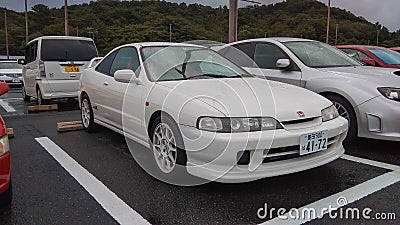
left=0, top=116, right=9, bottom=156
left=39, top=60, right=46, bottom=78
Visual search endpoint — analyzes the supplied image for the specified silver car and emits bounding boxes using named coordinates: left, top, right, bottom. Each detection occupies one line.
left=216, top=38, right=400, bottom=141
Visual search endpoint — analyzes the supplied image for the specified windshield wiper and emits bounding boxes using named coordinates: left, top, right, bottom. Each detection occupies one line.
left=185, top=74, right=246, bottom=80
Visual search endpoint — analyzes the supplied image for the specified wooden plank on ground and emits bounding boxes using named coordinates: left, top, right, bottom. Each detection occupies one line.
left=57, top=121, right=83, bottom=132
left=7, top=128, right=14, bottom=138
left=28, top=104, right=58, bottom=113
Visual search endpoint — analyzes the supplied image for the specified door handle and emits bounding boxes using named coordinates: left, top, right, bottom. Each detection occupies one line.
left=103, top=82, right=109, bottom=86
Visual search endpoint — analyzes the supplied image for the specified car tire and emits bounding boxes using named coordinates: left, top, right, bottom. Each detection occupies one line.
left=0, top=180, right=12, bottom=207
left=22, top=84, right=30, bottom=102
left=81, top=94, right=97, bottom=132
left=149, top=114, right=188, bottom=176
left=36, top=88, right=49, bottom=105
left=326, top=94, right=357, bottom=141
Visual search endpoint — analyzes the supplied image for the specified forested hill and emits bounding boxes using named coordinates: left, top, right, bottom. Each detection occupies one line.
left=1, top=0, right=399, bottom=56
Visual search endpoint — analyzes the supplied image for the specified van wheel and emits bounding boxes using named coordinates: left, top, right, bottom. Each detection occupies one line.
left=22, top=84, right=30, bottom=102
left=81, top=95, right=97, bottom=132
left=36, top=88, right=49, bottom=105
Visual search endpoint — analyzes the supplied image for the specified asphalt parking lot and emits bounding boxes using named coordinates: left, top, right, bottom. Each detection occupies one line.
left=0, top=87, right=399, bottom=225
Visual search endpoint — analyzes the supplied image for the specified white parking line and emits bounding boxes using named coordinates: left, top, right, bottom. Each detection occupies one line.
left=262, top=170, right=400, bottom=225
left=0, top=99, right=16, bottom=112
left=341, top=154, right=400, bottom=171
left=35, top=137, right=150, bottom=225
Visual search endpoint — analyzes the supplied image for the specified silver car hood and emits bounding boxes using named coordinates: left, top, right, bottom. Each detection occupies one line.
left=157, top=77, right=331, bottom=122
left=317, top=66, right=400, bottom=87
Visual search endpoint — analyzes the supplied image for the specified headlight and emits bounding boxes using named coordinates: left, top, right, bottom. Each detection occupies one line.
left=0, top=135, right=10, bottom=156
left=321, top=105, right=339, bottom=122
left=197, top=117, right=283, bottom=132
left=378, top=87, right=400, bottom=102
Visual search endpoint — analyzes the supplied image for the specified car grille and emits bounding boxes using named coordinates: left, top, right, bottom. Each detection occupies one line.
left=236, top=135, right=341, bottom=165
left=281, top=117, right=321, bottom=130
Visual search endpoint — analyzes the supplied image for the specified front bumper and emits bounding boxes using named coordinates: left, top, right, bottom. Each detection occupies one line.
left=0, top=152, right=11, bottom=194
left=356, top=96, right=400, bottom=141
left=180, top=116, right=348, bottom=183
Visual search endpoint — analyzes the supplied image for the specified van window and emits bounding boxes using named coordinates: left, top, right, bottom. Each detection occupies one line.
left=25, top=41, right=38, bottom=63
left=41, top=39, right=98, bottom=61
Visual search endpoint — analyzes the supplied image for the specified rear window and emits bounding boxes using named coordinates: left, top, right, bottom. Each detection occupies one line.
left=41, top=39, right=98, bottom=61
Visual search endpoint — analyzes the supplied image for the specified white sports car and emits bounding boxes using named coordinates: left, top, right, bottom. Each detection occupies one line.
left=79, top=42, right=348, bottom=183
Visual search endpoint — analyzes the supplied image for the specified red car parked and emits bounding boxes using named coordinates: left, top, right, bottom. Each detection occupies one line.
left=0, top=82, right=11, bottom=206
left=337, top=45, right=400, bottom=69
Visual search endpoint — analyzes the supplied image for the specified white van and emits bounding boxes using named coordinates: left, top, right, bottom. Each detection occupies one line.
left=18, top=36, right=98, bottom=104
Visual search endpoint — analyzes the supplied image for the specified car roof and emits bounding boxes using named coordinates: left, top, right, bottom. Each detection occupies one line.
left=119, top=42, right=208, bottom=48
left=238, top=37, right=317, bottom=43
left=28, top=36, right=94, bottom=45
left=336, top=45, right=386, bottom=50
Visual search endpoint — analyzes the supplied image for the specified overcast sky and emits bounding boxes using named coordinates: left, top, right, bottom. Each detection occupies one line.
left=1, top=0, right=399, bottom=31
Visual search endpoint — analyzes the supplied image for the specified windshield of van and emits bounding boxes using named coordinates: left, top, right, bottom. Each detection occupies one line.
left=41, top=39, right=98, bottom=61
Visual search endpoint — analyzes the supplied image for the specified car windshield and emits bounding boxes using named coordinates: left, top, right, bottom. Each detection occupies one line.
left=141, top=46, right=250, bottom=81
left=284, top=41, right=361, bottom=68
left=0, top=62, right=22, bottom=69
left=369, top=48, right=400, bottom=65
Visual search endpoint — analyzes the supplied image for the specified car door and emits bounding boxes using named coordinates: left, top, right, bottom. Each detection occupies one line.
left=242, top=42, right=302, bottom=86
left=23, top=40, right=39, bottom=96
left=105, top=47, right=142, bottom=129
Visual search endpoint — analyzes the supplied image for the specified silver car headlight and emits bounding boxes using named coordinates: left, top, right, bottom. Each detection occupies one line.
left=321, top=105, right=339, bottom=122
left=197, top=117, right=283, bottom=133
left=378, top=87, right=400, bottom=102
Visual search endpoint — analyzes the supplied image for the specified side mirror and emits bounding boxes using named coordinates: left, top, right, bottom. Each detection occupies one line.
left=276, top=59, right=291, bottom=70
left=114, top=69, right=138, bottom=83
left=0, top=82, right=10, bottom=96
left=361, top=58, right=376, bottom=66
left=17, top=58, right=26, bottom=65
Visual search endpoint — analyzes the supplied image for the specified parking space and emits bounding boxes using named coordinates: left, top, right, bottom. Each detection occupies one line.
left=0, top=88, right=399, bottom=224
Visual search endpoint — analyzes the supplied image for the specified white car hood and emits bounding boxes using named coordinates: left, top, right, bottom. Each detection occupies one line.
left=157, top=77, right=331, bottom=122
left=318, top=66, right=400, bottom=87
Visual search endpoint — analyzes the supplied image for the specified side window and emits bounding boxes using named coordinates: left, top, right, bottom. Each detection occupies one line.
left=96, top=51, right=118, bottom=76
left=109, top=47, right=140, bottom=76
left=355, top=50, right=373, bottom=60
left=25, top=41, right=38, bottom=64
left=254, top=43, right=288, bottom=70
left=219, top=43, right=255, bottom=68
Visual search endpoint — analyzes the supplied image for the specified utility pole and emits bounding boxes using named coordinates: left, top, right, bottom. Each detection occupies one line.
left=335, top=21, right=339, bottom=46
left=64, top=0, right=69, bottom=36
left=25, top=0, right=29, bottom=43
left=376, top=30, right=380, bottom=46
left=169, top=24, right=172, bottom=42
left=325, top=0, right=331, bottom=44
left=228, top=0, right=238, bottom=43
left=4, top=10, right=9, bottom=59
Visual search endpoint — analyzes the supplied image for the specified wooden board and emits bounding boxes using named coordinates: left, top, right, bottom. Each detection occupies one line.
left=57, top=121, right=84, bottom=132
left=7, top=128, right=14, bottom=138
left=28, top=104, right=58, bottom=113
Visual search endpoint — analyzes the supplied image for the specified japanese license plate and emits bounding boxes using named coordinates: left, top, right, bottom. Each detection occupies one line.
left=64, top=65, right=80, bottom=73
left=299, top=130, right=328, bottom=156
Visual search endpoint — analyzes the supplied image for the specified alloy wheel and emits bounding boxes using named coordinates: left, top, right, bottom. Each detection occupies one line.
left=152, top=123, right=177, bottom=173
